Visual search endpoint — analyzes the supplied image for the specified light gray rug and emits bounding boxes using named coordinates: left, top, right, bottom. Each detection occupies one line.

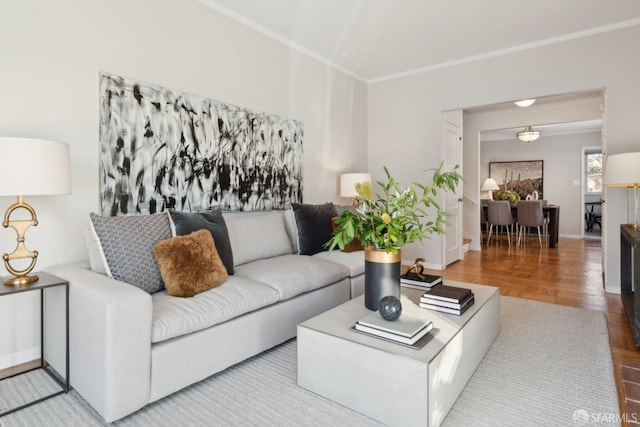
left=0, top=296, right=619, bottom=426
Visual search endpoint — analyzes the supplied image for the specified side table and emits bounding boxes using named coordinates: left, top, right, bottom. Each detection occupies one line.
left=0, top=272, right=69, bottom=416
left=621, top=225, right=640, bottom=347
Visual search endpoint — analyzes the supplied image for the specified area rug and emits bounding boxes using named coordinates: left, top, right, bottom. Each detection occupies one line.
left=0, top=296, right=619, bottom=426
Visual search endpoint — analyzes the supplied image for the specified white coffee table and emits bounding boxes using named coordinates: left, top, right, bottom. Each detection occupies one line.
left=297, top=281, right=500, bottom=427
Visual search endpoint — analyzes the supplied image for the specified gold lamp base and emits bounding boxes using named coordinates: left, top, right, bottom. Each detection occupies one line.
left=4, top=274, right=39, bottom=286
left=3, top=195, right=40, bottom=286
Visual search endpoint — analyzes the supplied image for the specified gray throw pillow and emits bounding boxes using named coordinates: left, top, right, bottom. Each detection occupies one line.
left=291, top=203, right=335, bottom=255
left=89, top=212, right=172, bottom=293
left=169, top=208, right=235, bottom=275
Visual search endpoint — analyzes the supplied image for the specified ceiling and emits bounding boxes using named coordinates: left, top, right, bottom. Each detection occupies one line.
left=481, top=119, right=603, bottom=142
left=196, top=0, right=640, bottom=82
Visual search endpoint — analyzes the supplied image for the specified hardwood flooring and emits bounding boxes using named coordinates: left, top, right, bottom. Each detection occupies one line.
left=436, top=237, right=639, bottom=425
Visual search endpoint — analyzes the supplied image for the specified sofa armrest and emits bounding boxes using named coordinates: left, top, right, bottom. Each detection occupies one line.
left=48, top=264, right=153, bottom=423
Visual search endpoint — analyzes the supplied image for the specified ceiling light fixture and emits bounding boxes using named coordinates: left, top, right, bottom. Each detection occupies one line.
left=515, top=99, right=536, bottom=107
left=517, top=126, right=541, bottom=142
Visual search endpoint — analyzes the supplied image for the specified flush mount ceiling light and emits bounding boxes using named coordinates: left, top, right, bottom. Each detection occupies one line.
left=515, top=99, right=536, bottom=107
left=517, top=126, right=541, bottom=142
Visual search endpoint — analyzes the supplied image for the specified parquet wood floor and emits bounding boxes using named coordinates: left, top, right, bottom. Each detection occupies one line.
left=433, top=237, right=640, bottom=425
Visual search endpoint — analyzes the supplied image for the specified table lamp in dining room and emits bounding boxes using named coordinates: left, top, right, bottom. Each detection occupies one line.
left=481, top=178, right=500, bottom=200
left=604, top=152, right=640, bottom=230
left=0, top=137, right=71, bottom=285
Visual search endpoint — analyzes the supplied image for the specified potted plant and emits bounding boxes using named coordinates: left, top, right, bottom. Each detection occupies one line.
left=327, top=163, right=462, bottom=310
left=495, top=189, right=521, bottom=206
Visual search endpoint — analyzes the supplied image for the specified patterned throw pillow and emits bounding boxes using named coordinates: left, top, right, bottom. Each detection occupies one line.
left=153, top=229, right=229, bottom=297
left=89, top=212, right=172, bottom=293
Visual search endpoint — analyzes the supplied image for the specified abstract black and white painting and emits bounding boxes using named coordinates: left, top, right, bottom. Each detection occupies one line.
left=99, top=73, right=303, bottom=215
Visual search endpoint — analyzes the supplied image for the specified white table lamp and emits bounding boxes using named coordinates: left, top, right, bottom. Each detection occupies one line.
left=481, top=178, right=500, bottom=200
left=604, top=152, right=640, bottom=229
left=340, top=173, right=371, bottom=205
left=0, top=137, right=71, bottom=285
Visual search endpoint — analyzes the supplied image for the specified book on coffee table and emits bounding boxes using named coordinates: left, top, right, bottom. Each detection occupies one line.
left=420, top=293, right=475, bottom=316
left=353, top=312, right=434, bottom=346
left=422, top=285, right=472, bottom=303
left=420, top=292, right=474, bottom=310
left=400, top=271, right=442, bottom=290
left=355, top=322, right=433, bottom=345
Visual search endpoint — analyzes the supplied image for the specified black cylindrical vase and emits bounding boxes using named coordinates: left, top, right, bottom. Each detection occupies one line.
left=364, top=248, right=401, bottom=311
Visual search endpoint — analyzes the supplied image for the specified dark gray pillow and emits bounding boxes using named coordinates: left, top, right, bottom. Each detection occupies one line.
left=169, top=209, right=235, bottom=275
left=89, top=212, right=172, bottom=293
left=291, top=203, right=335, bottom=255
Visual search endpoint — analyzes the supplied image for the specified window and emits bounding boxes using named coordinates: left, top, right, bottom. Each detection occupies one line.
left=585, top=150, right=602, bottom=193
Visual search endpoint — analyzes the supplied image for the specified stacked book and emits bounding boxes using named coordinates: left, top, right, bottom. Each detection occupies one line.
left=400, top=270, right=442, bottom=290
left=354, top=311, right=433, bottom=346
left=419, top=285, right=474, bottom=315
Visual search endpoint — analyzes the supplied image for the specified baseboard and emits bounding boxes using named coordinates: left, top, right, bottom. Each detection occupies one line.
left=0, top=347, right=40, bottom=371
left=559, top=234, right=582, bottom=239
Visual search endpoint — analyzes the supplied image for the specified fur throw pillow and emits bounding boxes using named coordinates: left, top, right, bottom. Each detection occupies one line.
left=331, top=217, right=364, bottom=252
left=153, top=229, right=229, bottom=297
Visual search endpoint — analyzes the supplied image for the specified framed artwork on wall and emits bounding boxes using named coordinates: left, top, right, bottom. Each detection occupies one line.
left=98, top=72, right=304, bottom=216
left=489, top=160, right=544, bottom=200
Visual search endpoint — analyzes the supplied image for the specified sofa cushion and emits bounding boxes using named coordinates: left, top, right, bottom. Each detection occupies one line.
left=169, top=208, right=234, bottom=275
left=89, top=212, right=172, bottom=293
left=291, top=203, right=335, bottom=255
left=234, top=254, right=350, bottom=300
left=313, top=250, right=365, bottom=277
left=224, top=211, right=293, bottom=266
left=153, top=229, right=229, bottom=298
left=151, top=276, right=280, bottom=343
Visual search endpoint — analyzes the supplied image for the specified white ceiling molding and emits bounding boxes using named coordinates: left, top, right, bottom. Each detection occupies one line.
left=194, top=0, right=640, bottom=84
left=194, top=0, right=367, bottom=82
left=368, top=18, right=640, bottom=84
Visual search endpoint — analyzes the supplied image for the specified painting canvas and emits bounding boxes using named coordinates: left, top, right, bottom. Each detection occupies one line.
left=99, top=73, right=304, bottom=216
left=489, top=160, right=543, bottom=200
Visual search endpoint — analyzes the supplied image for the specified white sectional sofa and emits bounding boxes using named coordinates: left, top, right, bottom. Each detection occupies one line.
left=49, top=208, right=364, bottom=423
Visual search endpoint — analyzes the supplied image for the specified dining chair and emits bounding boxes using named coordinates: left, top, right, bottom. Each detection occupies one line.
left=480, top=205, right=488, bottom=244
left=486, top=200, right=514, bottom=246
left=516, top=200, right=545, bottom=247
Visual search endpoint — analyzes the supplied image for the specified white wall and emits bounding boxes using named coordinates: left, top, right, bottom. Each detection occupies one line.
left=368, top=25, right=640, bottom=292
left=481, top=131, right=602, bottom=237
left=0, top=0, right=367, bottom=366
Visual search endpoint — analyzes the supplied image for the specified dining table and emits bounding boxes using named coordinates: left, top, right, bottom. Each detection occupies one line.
left=482, top=203, right=560, bottom=248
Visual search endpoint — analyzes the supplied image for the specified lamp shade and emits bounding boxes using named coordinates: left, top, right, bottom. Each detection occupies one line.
left=604, top=152, right=640, bottom=187
left=481, top=178, right=500, bottom=191
left=340, top=173, right=371, bottom=197
left=0, top=137, right=71, bottom=196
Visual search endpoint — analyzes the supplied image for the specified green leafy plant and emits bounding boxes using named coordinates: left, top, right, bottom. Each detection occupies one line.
left=326, top=163, right=463, bottom=254
left=495, top=189, right=521, bottom=204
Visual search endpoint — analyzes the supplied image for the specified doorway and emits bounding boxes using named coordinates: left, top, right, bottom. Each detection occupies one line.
left=582, top=146, right=603, bottom=241
left=459, top=89, right=606, bottom=253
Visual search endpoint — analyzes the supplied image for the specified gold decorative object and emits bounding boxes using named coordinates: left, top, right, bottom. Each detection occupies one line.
left=3, top=196, right=39, bottom=285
